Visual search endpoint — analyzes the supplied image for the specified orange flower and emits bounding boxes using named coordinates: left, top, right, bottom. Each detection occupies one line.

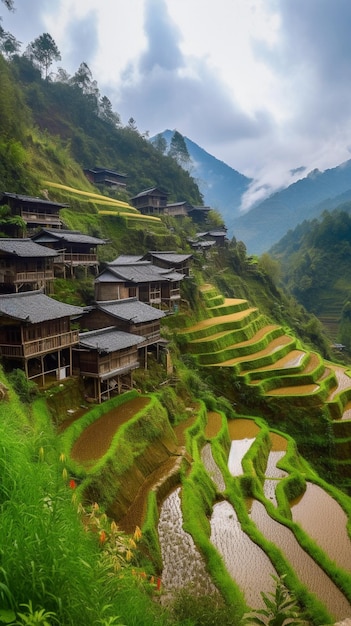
left=69, top=479, right=76, bottom=489
left=99, top=530, right=107, bottom=545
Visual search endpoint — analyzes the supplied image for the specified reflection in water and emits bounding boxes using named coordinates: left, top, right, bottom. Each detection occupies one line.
left=158, top=488, right=218, bottom=598
left=291, top=482, right=351, bottom=573
left=210, top=501, right=276, bottom=609
left=228, top=438, right=255, bottom=476
left=201, top=443, right=225, bottom=492
left=250, top=500, right=351, bottom=620
left=263, top=451, right=287, bottom=505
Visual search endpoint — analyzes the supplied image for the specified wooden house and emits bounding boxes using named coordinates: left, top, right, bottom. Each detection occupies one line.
left=83, top=167, right=127, bottom=189
left=195, top=229, right=228, bottom=247
left=94, top=261, right=184, bottom=311
left=187, top=205, right=211, bottom=225
left=165, top=200, right=193, bottom=217
left=130, top=187, right=168, bottom=216
left=0, top=290, right=83, bottom=386
left=80, top=297, right=166, bottom=366
left=31, top=228, right=106, bottom=278
left=0, top=238, right=58, bottom=293
left=0, top=193, right=66, bottom=235
left=143, top=251, right=193, bottom=277
left=74, top=327, right=144, bottom=403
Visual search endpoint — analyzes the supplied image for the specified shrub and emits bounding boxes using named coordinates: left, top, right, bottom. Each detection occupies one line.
left=7, top=369, right=37, bottom=403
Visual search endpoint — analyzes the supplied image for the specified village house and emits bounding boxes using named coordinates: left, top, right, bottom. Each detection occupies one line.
left=143, top=251, right=193, bottom=277
left=83, top=167, right=127, bottom=190
left=94, top=260, right=184, bottom=311
left=130, top=187, right=168, bottom=216
left=0, top=192, right=66, bottom=236
left=193, top=229, right=228, bottom=247
left=0, top=290, right=83, bottom=386
left=0, top=238, right=58, bottom=294
left=74, top=326, right=144, bottom=403
left=31, top=228, right=106, bottom=278
left=187, top=205, right=211, bottom=225
left=80, top=297, right=166, bottom=367
left=164, top=200, right=193, bottom=218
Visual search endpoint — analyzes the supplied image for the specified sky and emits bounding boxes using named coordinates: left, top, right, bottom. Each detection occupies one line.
left=3, top=0, right=351, bottom=209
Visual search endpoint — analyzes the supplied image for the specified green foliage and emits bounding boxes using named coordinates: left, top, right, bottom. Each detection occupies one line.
left=242, top=575, right=307, bottom=626
left=171, top=590, right=238, bottom=626
left=7, top=369, right=37, bottom=403
left=25, top=33, right=61, bottom=79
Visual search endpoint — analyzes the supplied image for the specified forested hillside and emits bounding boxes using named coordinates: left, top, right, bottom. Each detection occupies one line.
left=270, top=206, right=351, bottom=347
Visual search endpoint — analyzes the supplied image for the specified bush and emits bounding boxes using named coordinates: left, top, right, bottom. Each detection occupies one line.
left=8, top=369, right=37, bottom=403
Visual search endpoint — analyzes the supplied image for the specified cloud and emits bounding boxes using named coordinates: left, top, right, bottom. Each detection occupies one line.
left=139, top=0, right=183, bottom=72
left=63, top=10, right=98, bottom=72
left=112, top=0, right=272, bottom=152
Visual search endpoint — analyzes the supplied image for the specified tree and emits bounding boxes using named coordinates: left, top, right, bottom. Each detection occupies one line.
left=26, top=33, right=61, bottom=79
left=0, top=22, right=20, bottom=57
left=98, top=95, right=120, bottom=127
left=168, top=130, right=191, bottom=168
left=152, top=133, right=167, bottom=155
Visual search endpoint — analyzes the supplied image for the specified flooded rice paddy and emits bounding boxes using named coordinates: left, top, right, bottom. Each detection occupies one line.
left=70, top=400, right=351, bottom=619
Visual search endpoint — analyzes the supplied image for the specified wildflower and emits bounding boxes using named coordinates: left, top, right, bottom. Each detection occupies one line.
left=59, top=452, right=66, bottom=463
left=62, top=467, right=68, bottom=482
left=38, top=447, right=45, bottom=462
left=99, top=530, right=107, bottom=545
left=69, top=479, right=76, bottom=489
left=128, top=538, right=137, bottom=549
left=110, top=521, right=118, bottom=533
left=133, top=526, right=142, bottom=541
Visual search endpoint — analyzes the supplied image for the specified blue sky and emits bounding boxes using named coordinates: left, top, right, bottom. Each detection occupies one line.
left=3, top=0, right=351, bottom=208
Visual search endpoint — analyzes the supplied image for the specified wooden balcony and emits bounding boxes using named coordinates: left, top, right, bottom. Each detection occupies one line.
left=0, top=330, right=79, bottom=358
left=21, top=211, right=62, bottom=226
left=59, top=253, right=98, bottom=266
left=14, top=270, right=55, bottom=283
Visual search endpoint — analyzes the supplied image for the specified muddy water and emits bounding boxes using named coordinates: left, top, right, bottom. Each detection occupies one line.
left=210, top=501, right=277, bottom=609
left=205, top=411, right=223, bottom=439
left=291, top=482, right=351, bottom=573
left=158, top=487, right=218, bottom=600
left=71, top=397, right=150, bottom=463
left=227, top=418, right=261, bottom=440
left=250, top=500, right=351, bottom=620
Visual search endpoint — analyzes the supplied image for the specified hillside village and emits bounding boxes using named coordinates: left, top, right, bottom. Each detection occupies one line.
left=0, top=180, right=227, bottom=404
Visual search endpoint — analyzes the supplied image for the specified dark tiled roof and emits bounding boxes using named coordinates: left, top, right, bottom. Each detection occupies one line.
left=1, top=193, right=68, bottom=208
left=79, top=326, right=144, bottom=353
left=32, top=228, right=106, bottom=246
left=96, top=298, right=165, bottom=322
left=0, top=238, right=58, bottom=258
left=110, top=254, right=144, bottom=264
left=130, top=187, right=167, bottom=199
left=102, top=264, right=184, bottom=283
left=148, top=252, right=193, bottom=264
left=0, top=290, right=83, bottom=323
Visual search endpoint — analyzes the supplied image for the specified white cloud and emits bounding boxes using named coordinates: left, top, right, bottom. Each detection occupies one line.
left=3, top=0, right=351, bottom=208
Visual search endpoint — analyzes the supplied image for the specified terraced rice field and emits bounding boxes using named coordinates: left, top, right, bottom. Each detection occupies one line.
left=182, top=285, right=351, bottom=423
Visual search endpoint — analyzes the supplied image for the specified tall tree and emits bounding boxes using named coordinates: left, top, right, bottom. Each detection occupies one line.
left=168, top=130, right=191, bottom=168
left=152, top=133, right=167, bottom=155
left=26, top=33, right=61, bottom=79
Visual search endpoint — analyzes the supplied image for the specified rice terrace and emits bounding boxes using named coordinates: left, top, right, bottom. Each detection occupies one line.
left=59, top=284, right=351, bottom=624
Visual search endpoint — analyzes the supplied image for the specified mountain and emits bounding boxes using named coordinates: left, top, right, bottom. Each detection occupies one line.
left=231, top=161, right=351, bottom=254
left=150, top=129, right=252, bottom=224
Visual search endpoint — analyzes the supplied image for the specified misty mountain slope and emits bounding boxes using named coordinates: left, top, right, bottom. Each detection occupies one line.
left=151, top=129, right=252, bottom=223
left=231, top=161, right=351, bottom=254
